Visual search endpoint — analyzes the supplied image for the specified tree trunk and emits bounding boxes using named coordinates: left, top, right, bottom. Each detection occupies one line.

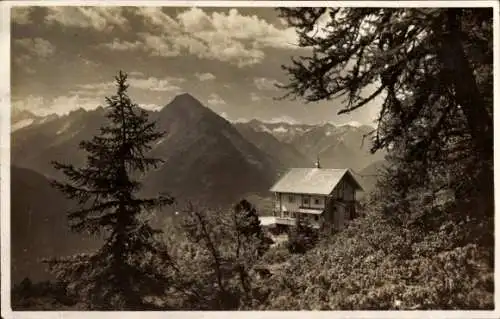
left=440, top=9, right=493, bottom=162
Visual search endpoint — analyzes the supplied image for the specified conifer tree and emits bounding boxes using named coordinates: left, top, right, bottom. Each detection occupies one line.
left=44, top=71, right=174, bottom=310
left=233, top=199, right=272, bottom=257
left=277, top=8, right=492, bottom=163
left=287, top=215, right=319, bottom=254
left=277, top=7, right=493, bottom=226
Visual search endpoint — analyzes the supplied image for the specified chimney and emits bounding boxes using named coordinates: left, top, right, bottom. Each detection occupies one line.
left=315, top=156, right=321, bottom=169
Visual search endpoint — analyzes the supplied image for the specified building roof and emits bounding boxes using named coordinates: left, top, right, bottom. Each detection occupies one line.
left=270, top=168, right=364, bottom=195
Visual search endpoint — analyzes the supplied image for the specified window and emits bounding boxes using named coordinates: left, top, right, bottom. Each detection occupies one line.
left=314, top=198, right=320, bottom=205
left=288, top=195, right=294, bottom=203
left=314, top=215, right=319, bottom=221
left=291, top=212, right=296, bottom=218
left=302, top=197, right=310, bottom=205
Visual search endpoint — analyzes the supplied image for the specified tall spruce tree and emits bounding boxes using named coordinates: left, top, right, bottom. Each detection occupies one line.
left=44, top=71, right=174, bottom=310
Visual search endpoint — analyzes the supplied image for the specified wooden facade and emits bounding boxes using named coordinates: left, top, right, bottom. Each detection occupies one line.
left=271, top=169, right=362, bottom=230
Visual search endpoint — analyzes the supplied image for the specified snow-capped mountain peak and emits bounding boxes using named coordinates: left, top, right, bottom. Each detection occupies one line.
left=340, top=121, right=363, bottom=127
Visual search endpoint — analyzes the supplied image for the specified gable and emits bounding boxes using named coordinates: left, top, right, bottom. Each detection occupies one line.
left=331, top=172, right=363, bottom=198
left=339, top=170, right=363, bottom=191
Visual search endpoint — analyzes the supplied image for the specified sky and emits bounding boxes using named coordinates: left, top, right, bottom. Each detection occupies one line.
left=10, top=6, right=382, bottom=126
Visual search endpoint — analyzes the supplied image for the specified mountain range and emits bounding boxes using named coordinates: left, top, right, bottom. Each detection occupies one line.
left=10, top=92, right=386, bottom=283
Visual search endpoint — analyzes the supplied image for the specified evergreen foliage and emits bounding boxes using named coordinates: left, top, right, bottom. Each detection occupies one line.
left=260, top=7, right=495, bottom=310
left=277, top=8, right=492, bottom=163
left=173, top=200, right=273, bottom=309
left=287, top=216, right=319, bottom=254
left=277, top=7, right=493, bottom=241
left=43, top=71, right=175, bottom=310
left=233, top=199, right=273, bottom=256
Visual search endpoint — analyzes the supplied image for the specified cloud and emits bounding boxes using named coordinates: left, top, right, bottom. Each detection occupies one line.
left=338, top=120, right=363, bottom=127
left=96, top=34, right=180, bottom=57
left=139, top=103, right=163, bottom=111
left=253, top=77, right=283, bottom=91
left=124, top=7, right=299, bottom=67
left=11, top=7, right=34, bottom=25
left=13, top=37, right=56, bottom=73
left=97, top=38, right=144, bottom=51
left=72, top=75, right=185, bottom=95
left=128, top=76, right=184, bottom=92
left=44, top=7, right=129, bottom=31
left=250, top=92, right=261, bottom=102
left=195, top=72, right=216, bottom=81
left=207, top=93, right=226, bottom=106
left=13, top=54, right=31, bottom=65
left=173, top=33, right=264, bottom=67
left=43, top=75, right=185, bottom=115
left=23, top=65, right=36, bottom=74
left=71, top=81, right=115, bottom=96
left=136, top=7, right=179, bottom=30
left=49, top=95, right=102, bottom=115
left=12, top=55, right=37, bottom=74
left=137, top=33, right=180, bottom=57
left=14, top=37, right=56, bottom=58
left=307, top=9, right=335, bottom=39
left=177, top=8, right=298, bottom=49
left=13, top=94, right=101, bottom=116
left=129, top=71, right=145, bottom=77
left=12, top=95, right=46, bottom=112
left=80, top=57, right=100, bottom=68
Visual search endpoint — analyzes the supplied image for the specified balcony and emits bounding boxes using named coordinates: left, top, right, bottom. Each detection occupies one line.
left=298, top=207, right=324, bottom=214
left=274, top=203, right=324, bottom=212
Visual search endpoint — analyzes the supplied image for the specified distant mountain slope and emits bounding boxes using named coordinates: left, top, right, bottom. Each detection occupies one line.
left=237, top=120, right=385, bottom=172
left=11, top=109, right=38, bottom=131
left=11, top=107, right=109, bottom=178
left=142, top=93, right=280, bottom=206
left=239, top=119, right=315, bottom=143
left=11, top=109, right=59, bottom=132
left=357, top=159, right=388, bottom=196
left=290, top=123, right=385, bottom=171
left=11, top=166, right=101, bottom=284
left=11, top=94, right=281, bottom=209
left=12, top=107, right=161, bottom=179
left=234, top=123, right=311, bottom=168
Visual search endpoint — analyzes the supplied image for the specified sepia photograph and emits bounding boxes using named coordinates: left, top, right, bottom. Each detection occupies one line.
left=1, top=0, right=497, bottom=315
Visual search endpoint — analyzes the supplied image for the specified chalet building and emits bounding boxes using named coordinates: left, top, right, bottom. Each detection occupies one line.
left=269, top=159, right=363, bottom=230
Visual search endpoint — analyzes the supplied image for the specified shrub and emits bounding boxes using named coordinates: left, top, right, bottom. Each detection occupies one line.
left=287, top=218, right=319, bottom=254
left=264, top=211, right=494, bottom=310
